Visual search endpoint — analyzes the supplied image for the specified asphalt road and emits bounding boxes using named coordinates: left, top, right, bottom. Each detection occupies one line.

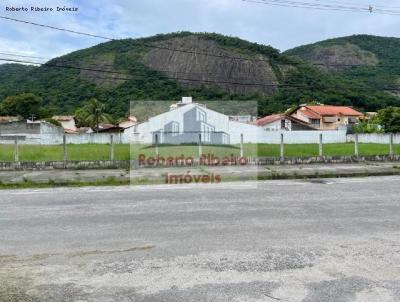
left=1, top=177, right=400, bottom=301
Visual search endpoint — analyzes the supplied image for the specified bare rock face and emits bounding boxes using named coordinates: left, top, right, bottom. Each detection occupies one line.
left=79, top=54, right=126, bottom=88
left=304, top=43, right=379, bottom=71
left=141, top=35, right=278, bottom=95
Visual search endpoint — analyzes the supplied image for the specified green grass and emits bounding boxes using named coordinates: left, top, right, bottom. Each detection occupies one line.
left=0, top=143, right=398, bottom=162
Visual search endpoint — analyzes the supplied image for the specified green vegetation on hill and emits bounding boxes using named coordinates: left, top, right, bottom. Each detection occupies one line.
left=284, top=35, right=400, bottom=110
left=1, top=33, right=400, bottom=118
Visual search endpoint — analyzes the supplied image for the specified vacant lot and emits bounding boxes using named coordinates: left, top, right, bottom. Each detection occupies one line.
left=0, top=143, right=397, bottom=161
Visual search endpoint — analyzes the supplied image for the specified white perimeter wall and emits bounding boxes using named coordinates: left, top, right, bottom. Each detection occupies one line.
left=347, top=133, right=400, bottom=144
left=5, top=130, right=400, bottom=145
left=258, top=130, right=347, bottom=144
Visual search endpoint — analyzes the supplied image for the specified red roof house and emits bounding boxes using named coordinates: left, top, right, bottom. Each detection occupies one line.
left=290, top=105, right=362, bottom=130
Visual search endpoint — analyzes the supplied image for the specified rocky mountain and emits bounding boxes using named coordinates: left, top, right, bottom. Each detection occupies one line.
left=1, top=32, right=400, bottom=117
left=285, top=35, right=400, bottom=92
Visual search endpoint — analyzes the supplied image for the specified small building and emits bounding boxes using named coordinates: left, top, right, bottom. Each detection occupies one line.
left=64, top=127, right=93, bottom=134
left=119, top=116, right=138, bottom=129
left=363, top=112, right=378, bottom=121
left=290, top=105, right=362, bottom=130
left=229, top=115, right=256, bottom=124
left=0, top=120, right=63, bottom=144
left=95, top=123, right=123, bottom=133
left=0, top=116, right=21, bottom=123
left=255, top=114, right=315, bottom=131
left=52, top=115, right=77, bottom=132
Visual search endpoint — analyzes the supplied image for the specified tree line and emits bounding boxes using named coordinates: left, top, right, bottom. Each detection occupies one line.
left=1, top=92, right=400, bottom=133
left=0, top=93, right=112, bottom=130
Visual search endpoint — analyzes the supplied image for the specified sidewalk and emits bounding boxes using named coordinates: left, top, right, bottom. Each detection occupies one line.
left=1, top=162, right=400, bottom=187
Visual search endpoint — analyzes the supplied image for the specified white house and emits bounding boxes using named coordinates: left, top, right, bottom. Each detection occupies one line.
left=123, top=97, right=260, bottom=144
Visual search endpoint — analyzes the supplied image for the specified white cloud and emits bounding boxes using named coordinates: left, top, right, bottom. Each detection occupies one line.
left=0, top=0, right=399, bottom=61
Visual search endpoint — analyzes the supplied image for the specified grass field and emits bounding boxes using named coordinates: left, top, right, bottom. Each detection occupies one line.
left=0, top=143, right=398, bottom=161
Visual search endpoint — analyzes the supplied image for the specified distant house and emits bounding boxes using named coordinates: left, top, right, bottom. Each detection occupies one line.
left=229, top=115, right=256, bottom=124
left=52, top=115, right=77, bottom=132
left=64, top=127, right=93, bottom=134
left=95, top=123, right=123, bottom=133
left=0, top=120, right=63, bottom=144
left=363, top=112, right=378, bottom=121
left=0, top=116, right=21, bottom=123
left=119, top=116, right=138, bottom=129
left=290, top=105, right=362, bottom=130
left=255, top=114, right=315, bottom=131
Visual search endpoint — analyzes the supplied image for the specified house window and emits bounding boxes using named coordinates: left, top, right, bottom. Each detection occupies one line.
left=197, top=111, right=206, bottom=122
left=310, top=119, right=320, bottom=125
left=171, top=123, right=179, bottom=136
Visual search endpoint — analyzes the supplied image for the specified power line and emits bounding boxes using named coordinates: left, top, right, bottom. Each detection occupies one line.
left=2, top=15, right=400, bottom=69
left=0, top=51, right=50, bottom=60
left=307, top=0, right=400, bottom=10
left=0, top=14, right=279, bottom=64
left=243, top=0, right=366, bottom=12
left=1, top=57, right=400, bottom=92
left=0, top=15, right=114, bottom=40
left=243, top=0, right=400, bottom=14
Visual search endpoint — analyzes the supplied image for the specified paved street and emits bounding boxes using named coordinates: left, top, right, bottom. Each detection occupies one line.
left=1, top=177, right=400, bottom=301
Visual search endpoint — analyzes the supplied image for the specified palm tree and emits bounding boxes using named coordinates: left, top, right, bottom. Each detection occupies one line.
left=82, top=98, right=110, bottom=132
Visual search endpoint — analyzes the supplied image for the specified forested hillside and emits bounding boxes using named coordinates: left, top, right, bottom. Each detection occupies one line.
left=1, top=32, right=399, bottom=117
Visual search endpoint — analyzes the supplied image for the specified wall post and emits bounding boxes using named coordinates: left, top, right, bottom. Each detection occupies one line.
left=354, top=133, right=359, bottom=157
left=240, top=133, right=244, bottom=157
left=319, top=133, right=323, bottom=157
left=155, top=134, right=159, bottom=156
left=14, top=137, right=19, bottom=162
left=389, top=133, right=394, bottom=158
left=110, top=135, right=115, bottom=161
left=63, top=135, right=67, bottom=167
left=280, top=133, right=284, bottom=160
left=198, top=133, right=202, bottom=158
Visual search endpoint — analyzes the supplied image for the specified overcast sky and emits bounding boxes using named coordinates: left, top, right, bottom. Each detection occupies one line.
left=1, top=0, right=400, bottom=61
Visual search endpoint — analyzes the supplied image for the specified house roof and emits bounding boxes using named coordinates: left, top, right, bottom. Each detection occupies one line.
left=255, top=114, right=314, bottom=129
left=305, top=105, right=362, bottom=117
left=64, top=127, right=93, bottom=134
left=95, top=123, right=123, bottom=133
left=300, top=109, right=321, bottom=119
left=53, top=115, right=75, bottom=121
left=0, top=116, right=20, bottom=122
left=255, top=114, right=283, bottom=126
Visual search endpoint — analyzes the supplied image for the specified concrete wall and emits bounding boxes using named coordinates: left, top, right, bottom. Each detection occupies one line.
left=1, top=116, right=399, bottom=146
left=259, top=130, right=347, bottom=144
left=0, top=120, right=40, bottom=135
left=65, top=133, right=123, bottom=144
left=0, top=121, right=63, bottom=144
left=40, top=122, right=65, bottom=144
left=1, top=155, right=400, bottom=171
left=0, top=121, right=123, bottom=145
left=347, top=133, right=400, bottom=144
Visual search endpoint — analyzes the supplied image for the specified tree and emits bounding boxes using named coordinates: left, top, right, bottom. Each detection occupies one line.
left=0, top=93, right=46, bottom=119
left=74, top=98, right=111, bottom=131
left=74, top=107, right=90, bottom=128
left=376, top=107, right=400, bottom=133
